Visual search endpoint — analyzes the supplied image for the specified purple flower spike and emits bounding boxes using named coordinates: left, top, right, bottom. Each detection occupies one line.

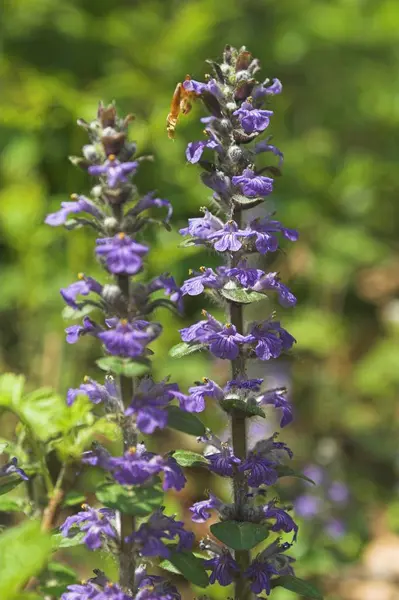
left=190, top=492, right=221, bottom=523
left=233, top=102, right=273, bottom=134
left=108, top=444, right=164, bottom=487
left=258, top=388, right=293, bottom=428
left=96, top=233, right=148, bottom=275
left=204, top=549, right=239, bottom=586
left=61, top=274, right=102, bottom=309
left=206, top=444, right=241, bottom=477
left=88, top=154, right=138, bottom=188
left=208, top=220, right=251, bottom=252
left=98, top=318, right=161, bottom=358
left=0, top=457, right=29, bottom=481
left=45, top=194, right=104, bottom=226
left=61, top=582, right=99, bottom=600
left=67, top=376, right=118, bottom=407
left=232, top=168, right=273, bottom=197
left=253, top=272, right=297, bottom=307
left=60, top=504, right=117, bottom=551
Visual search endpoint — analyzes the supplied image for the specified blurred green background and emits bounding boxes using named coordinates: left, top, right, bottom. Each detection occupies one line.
left=2, top=0, right=399, bottom=598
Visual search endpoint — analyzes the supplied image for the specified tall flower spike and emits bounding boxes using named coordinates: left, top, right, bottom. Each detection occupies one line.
left=49, top=104, right=192, bottom=596
left=173, top=45, right=302, bottom=600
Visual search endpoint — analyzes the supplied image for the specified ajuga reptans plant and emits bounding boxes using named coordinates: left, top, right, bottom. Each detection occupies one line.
left=166, top=45, right=321, bottom=600
left=45, top=105, right=207, bottom=599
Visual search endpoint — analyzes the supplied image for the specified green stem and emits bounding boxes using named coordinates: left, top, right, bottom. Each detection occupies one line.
left=227, top=208, right=252, bottom=600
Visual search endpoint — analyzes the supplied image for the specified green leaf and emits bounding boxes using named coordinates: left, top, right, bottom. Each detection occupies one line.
left=232, top=194, right=264, bottom=208
left=0, top=497, right=25, bottom=512
left=18, top=388, right=68, bottom=441
left=276, top=465, right=315, bottom=485
left=0, top=520, right=52, bottom=599
left=96, top=356, right=150, bottom=377
left=39, top=561, right=77, bottom=597
left=0, top=477, right=24, bottom=497
left=62, top=304, right=96, bottom=321
left=169, top=342, right=206, bottom=358
left=0, top=374, right=25, bottom=409
left=96, top=483, right=164, bottom=516
left=172, top=450, right=207, bottom=467
left=167, top=550, right=209, bottom=588
left=0, top=441, right=9, bottom=453
left=62, top=491, right=87, bottom=507
left=220, top=285, right=265, bottom=304
left=272, top=576, right=323, bottom=599
left=210, top=521, right=270, bottom=550
left=51, top=531, right=85, bottom=549
left=220, top=396, right=265, bottom=418
left=167, top=406, right=206, bottom=436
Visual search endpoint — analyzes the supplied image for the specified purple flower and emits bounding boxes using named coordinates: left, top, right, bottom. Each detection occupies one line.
left=129, top=192, right=173, bottom=224
left=245, top=559, right=277, bottom=595
left=107, top=445, right=185, bottom=491
left=233, top=102, right=273, bottom=134
left=204, top=549, right=239, bottom=586
left=206, top=443, right=241, bottom=477
left=179, top=209, right=223, bottom=240
left=125, top=378, right=176, bottom=434
left=96, top=233, right=148, bottom=275
left=258, top=388, right=293, bottom=428
left=294, top=494, right=323, bottom=519
left=188, top=378, right=224, bottom=410
left=208, top=220, right=252, bottom=252
left=45, top=194, right=104, bottom=226
left=179, top=311, right=222, bottom=343
left=183, top=78, right=222, bottom=98
left=249, top=217, right=298, bottom=254
left=239, top=452, right=278, bottom=487
left=60, top=504, right=117, bottom=550
left=190, top=493, right=222, bottom=523
left=67, top=376, right=118, bottom=407
left=136, top=576, right=181, bottom=600
left=82, top=445, right=112, bottom=469
left=108, top=445, right=164, bottom=486
left=223, top=259, right=264, bottom=288
left=65, top=316, right=100, bottom=344
left=325, top=518, right=346, bottom=538
left=61, top=274, right=102, bottom=309
left=201, top=170, right=231, bottom=197
left=0, top=457, right=28, bottom=481
left=128, top=511, right=194, bottom=558
left=162, top=457, right=186, bottom=492
left=246, top=541, right=295, bottom=595
left=208, top=323, right=248, bottom=360
left=252, top=78, right=283, bottom=99
left=252, top=434, right=294, bottom=463
left=61, top=582, right=99, bottom=600
left=181, top=267, right=222, bottom=296
left=226, top=378, right=263, bottom=392
left=247, top=321, right=295, bottom=361
left=255, top=140, right=284, bottom=166
left=263, top=503, right=298, bottom=539
left=232, top=168, right=273, bottom=197
left=98, top=318, right=161, bottom=358
left=88, top=155, right=138, bottom=188
left=328, top=481, right=349, bottom=505
left=253, top=272, right=297, bottom=307
left=186, top=136, right=221, bottom=164
left=148, top=274, right=183, bottom=312
left=303, top=464, right=324, bottom=485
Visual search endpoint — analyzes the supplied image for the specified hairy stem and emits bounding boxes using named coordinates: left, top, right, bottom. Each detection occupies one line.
left=228, top=209, right=252, bottom=600
left=112, top=204, right=137, bottom=593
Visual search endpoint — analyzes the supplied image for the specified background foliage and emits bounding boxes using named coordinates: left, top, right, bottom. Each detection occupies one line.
left=1, top=0, right=399, bottom=598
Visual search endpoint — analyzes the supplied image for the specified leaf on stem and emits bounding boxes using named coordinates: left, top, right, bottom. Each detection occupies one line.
left=210, top=521, right=270, bottom=550
left=167, top=406, right=206, bottom=436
